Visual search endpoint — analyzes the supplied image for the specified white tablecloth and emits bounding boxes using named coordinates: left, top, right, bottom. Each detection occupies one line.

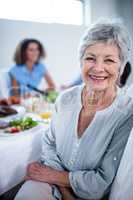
left=109, top=128, right=133, bottom=200
left=0, top=124, right=48, bottom=195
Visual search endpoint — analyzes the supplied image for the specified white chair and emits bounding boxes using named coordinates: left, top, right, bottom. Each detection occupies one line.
left=0, top=70, right=10, bottom=98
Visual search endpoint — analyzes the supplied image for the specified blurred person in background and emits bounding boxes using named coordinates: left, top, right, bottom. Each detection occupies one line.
left=9, top=38, right=56, bottom=97
left=61, top=74, right=82, bottom=89
left=0, top=72, right=20, bottom=105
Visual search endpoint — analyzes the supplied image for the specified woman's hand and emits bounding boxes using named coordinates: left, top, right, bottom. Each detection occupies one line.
left=25, top=162, right=55, bottom=183
left=25, top=162, right=70, bottom=187
left=59, top=187, right=76, bottom=200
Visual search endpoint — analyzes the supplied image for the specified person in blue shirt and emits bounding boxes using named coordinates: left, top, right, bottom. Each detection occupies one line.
left=9, top=39, right=56, bottom=96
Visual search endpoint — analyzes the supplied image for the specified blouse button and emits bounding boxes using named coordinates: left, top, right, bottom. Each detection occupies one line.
left=113, top=157, right=117, bottom=161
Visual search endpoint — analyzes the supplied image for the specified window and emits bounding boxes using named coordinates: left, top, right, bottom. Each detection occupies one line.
left=0, top=0, right=83, bottom=25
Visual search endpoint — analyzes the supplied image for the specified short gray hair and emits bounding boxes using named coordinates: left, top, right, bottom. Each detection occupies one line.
left=78, top=19, right=131, bottom=75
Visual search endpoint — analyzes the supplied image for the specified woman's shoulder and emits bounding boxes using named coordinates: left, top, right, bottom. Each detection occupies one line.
left=9, top=64, right=24, bottom=78
left=37, top=62, right=45, bottom=67
left=115, top=87, right=133, bottom=118
left=9, top=64, right=24, bottom=71
left=36, top=62, right=47, bottom=73
left=56, top=85, right=83, bottom=110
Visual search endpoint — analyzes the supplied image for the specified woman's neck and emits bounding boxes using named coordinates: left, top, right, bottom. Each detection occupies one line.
left=25, top=61, right=35, bottom=71
left=82, top=85, right=117, bottom=112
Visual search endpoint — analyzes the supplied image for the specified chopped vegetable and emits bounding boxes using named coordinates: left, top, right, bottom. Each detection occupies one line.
left=6, top=117, right=38, bottom=133
left=5, top=127, right=21, bottom=133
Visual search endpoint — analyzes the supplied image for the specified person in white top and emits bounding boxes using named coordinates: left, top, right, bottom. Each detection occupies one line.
left=14, top=19, right=133, bottom=200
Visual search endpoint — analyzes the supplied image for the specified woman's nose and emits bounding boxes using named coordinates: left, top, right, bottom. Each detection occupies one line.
left=94, top=60, right=104, bottom=71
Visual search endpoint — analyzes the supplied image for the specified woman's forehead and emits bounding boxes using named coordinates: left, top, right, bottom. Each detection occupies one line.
left=84, top=42, right=120, bottom=57
left=28, top=42, right=39, bottom=48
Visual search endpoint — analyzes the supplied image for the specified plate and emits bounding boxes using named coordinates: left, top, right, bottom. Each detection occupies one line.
left=0, top=113, right=47, bottom=137
left=0, top=105, right=26, bottom=122
left=0, top=123, right=45, bottom=137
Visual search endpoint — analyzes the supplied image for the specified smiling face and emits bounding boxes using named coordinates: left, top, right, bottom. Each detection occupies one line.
left=81, top=42, right=121, bottom=92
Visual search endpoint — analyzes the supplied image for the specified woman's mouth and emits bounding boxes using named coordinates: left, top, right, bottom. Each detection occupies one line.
left=88, top=74, right=108, bottom=82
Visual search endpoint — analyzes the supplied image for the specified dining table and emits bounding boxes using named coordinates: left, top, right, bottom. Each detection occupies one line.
left=0, top=107, right=49, bottom=195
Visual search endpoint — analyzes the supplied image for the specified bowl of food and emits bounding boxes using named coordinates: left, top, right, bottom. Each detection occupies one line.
left=0, top=116, right=40, bottom=137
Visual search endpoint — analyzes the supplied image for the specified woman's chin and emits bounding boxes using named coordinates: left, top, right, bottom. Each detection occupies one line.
left=85, top=81, right=108, bottom=92
left=91, top=86, right=107, bottom=92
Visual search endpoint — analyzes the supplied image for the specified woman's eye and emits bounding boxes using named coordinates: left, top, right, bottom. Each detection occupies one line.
left=105, top=59, right=115, bottom=63
left=85, top=57, right=95, bottom=62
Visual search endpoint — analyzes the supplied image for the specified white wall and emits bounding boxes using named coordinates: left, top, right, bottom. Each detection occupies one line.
left=1, top=1, right=133, bottom=87
left=84, top=0, right=120, bottom=25
left=0, top=19, right=85, bottom=86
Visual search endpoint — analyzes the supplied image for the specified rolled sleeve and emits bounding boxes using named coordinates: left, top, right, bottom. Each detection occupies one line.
left=9, top=66, right=18, bottom=80
left=41, top=128, right=64, bottom=171
left=69, top=114, right=133, bottom=199
left=41, top=98, right=64, bottom=171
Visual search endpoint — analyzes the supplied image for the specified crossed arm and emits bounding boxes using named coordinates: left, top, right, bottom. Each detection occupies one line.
left=25, top=99, right=133, bottom=200
left=25, top=162, right=76, bottom=200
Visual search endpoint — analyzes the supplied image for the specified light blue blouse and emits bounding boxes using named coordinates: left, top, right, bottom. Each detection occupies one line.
left=9, top=62, right=47, bottom=94
left=41, top=84, right=133, bottom=200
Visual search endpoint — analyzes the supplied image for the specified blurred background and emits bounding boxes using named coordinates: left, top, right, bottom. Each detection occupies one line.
left=0, top=0, right=133, bottom=86
left=0, top=2, right=133, bottom=197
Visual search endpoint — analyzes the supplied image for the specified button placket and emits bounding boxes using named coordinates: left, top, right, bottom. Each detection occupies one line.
left=69, top=141, right=80, bottom=167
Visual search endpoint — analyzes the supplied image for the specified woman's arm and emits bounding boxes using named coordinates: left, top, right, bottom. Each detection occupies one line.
left=70, top=74, right=83, bottom=87
left=10, top=76, right=20, bottom=97
left=40, top=97, right=65, bottom=171
left=61, top=74, right=82, bottom=90
left=68, top=113, right=133, bottom=199
left=44, top=71, right=56, bottom=90
left=25, top=163, right=76, bottom=199
left=25, top=163, right=69, bottom=186
left=26, top=113, right=133, bottom=199
left=58, top=187, right=76, bottom=200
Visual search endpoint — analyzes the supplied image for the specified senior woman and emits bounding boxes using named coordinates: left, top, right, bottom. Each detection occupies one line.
left=15, top=20, right=133, bottom=200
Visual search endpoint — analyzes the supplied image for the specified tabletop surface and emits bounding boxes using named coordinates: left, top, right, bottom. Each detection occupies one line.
left=0, top=108, right=49, bottom=195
